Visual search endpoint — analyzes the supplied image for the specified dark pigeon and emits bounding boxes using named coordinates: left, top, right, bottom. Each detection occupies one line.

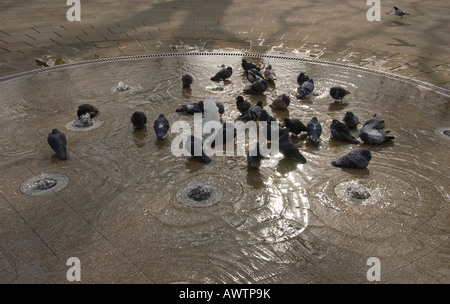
left=259, top=109, right=278, bottom=141
left=238, top=101, right=264, bottom=121
left=332, top=148, right=372, bottom=169
left=241, top=59, right=260, bottom=71
left=247, top=142, right=265, bottom=169
left=153, top=114, right=170, bottom=140
left=330, top=119, right=359, bottom=144
left=176, top=101, right=204, bottom=114
left=211, top=66, right=233, bottom=81
left=47, top=129, right=67, bottom=160
left=329, top=87, right=351, bottom=102
left=236, top=95, right=252, bottom=114
left=307, top=117, right=322, bottom=145
left=278, top=128, right=307, bottom=163
left=297, top=72, right=310, bottom=86
left=185, top=135, right=211, bottom=163
left=77, top=104, right=99, bottom=118
left=243, top=79, right=267, bottom=94
left=392, top=7, right=409, bottom=18
left=210, top=122, right=236, bottom=148
left=131, top=111, right=147, bottom=129
left=297, top=79, right=314, bottom=99
left=269, top=94, right=291, bottom=110
left=343, top=111, right=359, bottom=129
left=182, top=74, right=193, bottom=87
left=282, top=118, right=307, bottom=135
left=215, top=101, right=225, bottom=114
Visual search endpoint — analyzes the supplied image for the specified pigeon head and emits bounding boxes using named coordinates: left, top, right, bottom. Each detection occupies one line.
left=236, top=96, right=244, bottom=103
left=360, top=149, right=372, bottom=161
left=227, top=67, right=233, bottom=72
left=345, top=111, right=354, bottom=118
left=256, top=101, right=263, bottom=107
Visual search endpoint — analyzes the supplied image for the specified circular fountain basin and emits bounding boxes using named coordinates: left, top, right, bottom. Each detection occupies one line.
left=20, top=173, right=69, bottom=196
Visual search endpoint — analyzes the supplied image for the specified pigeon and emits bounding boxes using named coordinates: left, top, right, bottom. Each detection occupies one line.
left=343, top=111, right=359, bottom=129
left=362, top=114, right=385, bottom=130
left=306, top=117, right=322, bottom=145
left=278, top=128, right=307, bottom=163
left=329, top=87, right=351, bottom=102
left=332, top=148, right=372, bottom=169
left=297, top=79, right=314, bottom=99
left=297, top=72, right=310, bottom=86
left=359, top=128, right=395, bottom=145
left=210, top=122, right=236, bottom=148
left=175, top=101, right=204, bottom=114
left=47, top=129, right=67, bottom=160
left=153, top=114, right=170, bottom=140
left=246, top=68, right=263, bottom=83
left=77, top=104, right=99, bottom=118
left=241, top=59, right=260, bottom=71
left=247, top=142, right=266, bottom=169
left=181, top=74, right=193, bottom=87
left=263, top=65, right=276, bottom=81
left=214, top=101, right=225, bottom=114
left=269, top=94, right=291, bottom=110
left=282, top=118, right=308, bottom=135
left=185, top=135, right=211, bottom=163
left=330, top=119, right=360, bottom=144
left=391, top=7, right=409, bottom=18
left=210, top=66, right=233, bottom=81
left=258, top=109, right=278, bottom=141
left=243, top=79, right=267, bottom=94
left=238, top=101, right=264, bottom=121
left=131, top=111, right=147, bottom=129
left=236, top=96, right=252, bottom=114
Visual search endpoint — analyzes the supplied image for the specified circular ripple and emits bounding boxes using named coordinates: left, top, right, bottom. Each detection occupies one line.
left=176, top=180, right=223, bottom=207
left=334, top=180, right=383, bottom=206
left=65, top=119, right=103, bottom=131
left=20, top=173, right=69, bottom=196
left=433, top=127, right=450, bottom=139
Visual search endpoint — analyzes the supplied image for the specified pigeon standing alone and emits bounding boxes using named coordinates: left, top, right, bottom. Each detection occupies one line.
left=131, top=111, right=147, bottom=129
left=329, top=87, right=351, bottom=102
left=297, top=79, right=314, bottom=99
left=181, top=74, right=193, bottom=87
left=269, top=94, right=290, bottom=110
left=307, top=117, right=322, bottom=145
left=330, top=119, right=360, bottom=144
left=332, top=148, right=372, bottom=169
left=153, top=114, right=170, bottom=140
left=47, top=129, right=67, bottom=160
left=210, top=66, right=233, bottom=81
left=391, top=7, right=410, bottom=18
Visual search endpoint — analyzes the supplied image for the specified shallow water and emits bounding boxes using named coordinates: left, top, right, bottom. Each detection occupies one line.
left=0, top=53, right=448, bottom=283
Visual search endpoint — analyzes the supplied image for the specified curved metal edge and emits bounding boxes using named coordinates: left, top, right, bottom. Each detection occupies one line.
left=1, top=51, right=449, bottom=97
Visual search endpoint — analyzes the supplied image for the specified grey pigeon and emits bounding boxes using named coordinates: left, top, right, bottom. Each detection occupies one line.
left=247, top=142, right=265, bottom=169
left=392, top=7, right=409, bottom=18
left=278, top=128, right=307, bottom=163
left=329, top=87, right=351, bottom=102
left=343, top=111, right=359, bottom=129
left=362, top=114, right=385, bottom=130
left=211, top=66, right=233, bottom=81
left=246, top=68, right=263, bottom=83
left=283, top=118, right=307, bottom=135
left=236, top=96, right=252, bottom=114
left=297, top=72, right=309, bottom=86
left=153, top=114, right=170, bottom=140
left=359, top=128, right=395, bottom=145
left=238, top=101, right=264, bottom=121
left=243, top=79, right=267, bottom=94
left=307, top=117, right=322, bottom=145
left=47, top=129, right=67, bottom=160
left=332, top=148, right=372, bottom=169
left=181, top=74, right=193, bottom=87
left=263, top=65, right=276, bottom=81
left=176, top=101, right=204, bottom=114
left=185, top=135, right=211, bottom=163
left=77, top=104, right=99, bottom=118
left=210, top=122, right=236, bottom=148
left=297, top=79, right=314, bottom=99
left=241, top=59, right=260, bottom=71
left=330, top=119, right=359, bottom=144
left=131, top=111, right=147, bottom=129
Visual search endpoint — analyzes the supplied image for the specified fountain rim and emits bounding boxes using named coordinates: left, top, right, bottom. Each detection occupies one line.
left=0, top=51, right=449, bottom=98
